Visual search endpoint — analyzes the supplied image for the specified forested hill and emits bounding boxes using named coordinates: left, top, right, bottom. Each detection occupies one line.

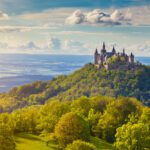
left=0, top=63, right=150, bottom=112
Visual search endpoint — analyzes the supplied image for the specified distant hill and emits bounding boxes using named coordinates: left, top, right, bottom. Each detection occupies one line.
left=0, top=63, right=150, bottom=112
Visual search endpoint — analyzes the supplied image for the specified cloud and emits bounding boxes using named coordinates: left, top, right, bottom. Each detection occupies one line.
left=65, top=9, right=85, bottom=24
left=0, top=42, right=8, bottom=48
left=0, top=25, right=58, bottom=33
left=63, top=39, right=89, bottom=52
left=109, top=41, right=150, bottom=57
left=86, top=9, right=109, bottom=24
left=0, top=26, right=31, bottom=33
left=0, top=41, right=42, bottom=54
left=0, top=11, right=9, bottom=20
left=65, top=9, right=132, bottom=25
left=0, top=38, right=150, bottom=56
left=110, top=9, right=131, bottom=21
left=19, top=41, right=40, bottom=50
left=14, top=6, right=150, bottom=26
left=45, top=37, right=90, bottom=54
left=128, top=41, right=150, bottom=56
left=48, top=37, right=61, bottom=50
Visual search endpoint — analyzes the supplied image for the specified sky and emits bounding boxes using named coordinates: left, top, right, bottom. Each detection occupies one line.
left=0, top=0, right=150, bottom=56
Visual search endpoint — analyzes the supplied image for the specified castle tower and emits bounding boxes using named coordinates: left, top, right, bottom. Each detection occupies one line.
left=128, top=52, right=134, bottom=63
left=123, top=49, right=125, bottom=56
left=101, top=42, right=106, bottom=54
left=94, top=48, right=99, bottom=64
left=112, top=46, right=116, bottom=54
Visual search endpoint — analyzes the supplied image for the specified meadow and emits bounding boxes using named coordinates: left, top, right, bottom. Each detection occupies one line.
left=15, top=133, right=115, bottom=150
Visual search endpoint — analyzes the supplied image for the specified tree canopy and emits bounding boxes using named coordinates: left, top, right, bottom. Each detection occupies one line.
left=0, top=63, right=149, bottom=112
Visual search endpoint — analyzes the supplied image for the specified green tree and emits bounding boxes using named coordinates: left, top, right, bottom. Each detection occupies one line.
left=139, top=107, right=150, bottom=124
left=12, top=106, right=40, bottom=133
left=65, top=140, right=97, bottom=150
left=54, top=112, right=90, bottom=147
left=115, top=123, right=150, bottom=150
left=95, top=98, right=142, bottom=142
left=37, top=100, right=70, bottom=134
left=0, top=124, right=16, bottom=150
left=71, top=97, right=91, bottom=117
left=87, top=109, right=101, bottom=135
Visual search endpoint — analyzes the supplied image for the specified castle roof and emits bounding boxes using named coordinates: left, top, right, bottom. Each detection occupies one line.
left=106, top=52, right=114, bottom=56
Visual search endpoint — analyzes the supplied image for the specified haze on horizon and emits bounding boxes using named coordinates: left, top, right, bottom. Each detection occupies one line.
left=0, top=0, right=150, bottom=56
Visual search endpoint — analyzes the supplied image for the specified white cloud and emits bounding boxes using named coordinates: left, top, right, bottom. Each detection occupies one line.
left=45, top=37, right=90, bottom=54
left=19, top=41, right=40, bottom=50
left=48, top=37, right=61, bottom=50
left=65, top=9, right=132, bottom=25
left=0, top=42, right=8, bottom=48
left=63, top=39, right=89, bottom=52
left=110, top=10, right=123, bottom=21
left=110, top=9, right=131, bottom=22
left=107, top=41, right=150, bottom=57
left=0, top=36, right=149, bottom=56
left=0, top=25, right=58, bottom=33
left=0, top=11, right=8, bottom=20
left=1, top=6, right=149, bottom=27
left=86, top=9, right=109, bottom=24
left=0, top=26, right=31, bottom=33
left=0, top=41, right=42, bottom=54
left=65, top=9, right=85, bottom=24
left=128, top=41, right=150, bottom=56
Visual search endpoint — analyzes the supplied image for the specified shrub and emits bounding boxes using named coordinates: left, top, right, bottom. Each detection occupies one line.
left=65, top=140, right=97, bottom=150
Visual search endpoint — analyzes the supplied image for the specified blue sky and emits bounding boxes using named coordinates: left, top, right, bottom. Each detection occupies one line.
left=1, top=0, right=150, bottom=14
left=0, top=0, right=150, bottom=56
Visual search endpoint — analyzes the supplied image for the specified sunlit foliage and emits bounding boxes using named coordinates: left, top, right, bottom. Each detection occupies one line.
left=0, top=64, right=149, bottom=112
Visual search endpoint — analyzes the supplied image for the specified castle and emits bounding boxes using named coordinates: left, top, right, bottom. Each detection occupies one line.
left=94, top=42, right=134, bottom=70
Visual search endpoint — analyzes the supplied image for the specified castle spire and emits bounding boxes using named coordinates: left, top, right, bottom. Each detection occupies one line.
left=95, top=48, right=98, bottom=54
left=130, top=52, right=134, bottom=56
left=102, top=42, right=105, bottom=50
left=101, top=42, right=106, bottom=54
left=123, top=49, right=125, bottom=55
left=112, top=46, right=116, bottom=54
left=94, top=48, right=99, bottom=65
left=128, top=52, right=134, bottom=63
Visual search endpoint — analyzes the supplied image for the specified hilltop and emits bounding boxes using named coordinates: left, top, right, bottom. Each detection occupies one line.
left=0, top=63, right=149, bottom=112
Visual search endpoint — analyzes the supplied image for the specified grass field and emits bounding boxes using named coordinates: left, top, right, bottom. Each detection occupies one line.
left=15, top=133, right=115, bottom=150
left=91, top=137, right=115, bottom=150
left=15, top=133, right=58, bottom=150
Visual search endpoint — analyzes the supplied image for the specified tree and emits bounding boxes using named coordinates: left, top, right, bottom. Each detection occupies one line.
left=37, top=100, right=70, bottom=134
left=139, top=107, right=150, bottom=124
left=71, top=97, right=91, bottom=117
left=114, top=123, right=150, bottom=150
left=12, top=106, right=40, bottom=133
left=65, top=140, right=97, bottom=150
left=87, top=109, right=101, bottom=135
left=90, top=96, right=114, bottom=113
left=54, top=112, right=90, bottom=147
left=95, top=98, right=142, bottom=142
left=0, top=124, right=16, bottom=150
